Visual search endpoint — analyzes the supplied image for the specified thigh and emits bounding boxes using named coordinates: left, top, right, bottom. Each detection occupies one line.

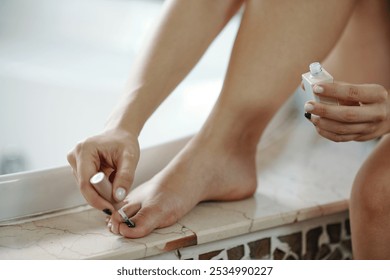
left=323, top=0, right=390, bottom=87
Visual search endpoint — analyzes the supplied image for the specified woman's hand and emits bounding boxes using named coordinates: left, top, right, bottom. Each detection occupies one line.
left=67, top=128, right=140, bottom=214
left=304, top=82, right=390, bottom=142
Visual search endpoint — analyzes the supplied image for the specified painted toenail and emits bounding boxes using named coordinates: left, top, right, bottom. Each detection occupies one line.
left=125, top=219, right=136, bottom=228
left=118, top=208, right=136, bottom=228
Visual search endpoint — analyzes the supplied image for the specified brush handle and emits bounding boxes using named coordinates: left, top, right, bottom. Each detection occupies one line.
left=90, top=172, right=113, bottom=202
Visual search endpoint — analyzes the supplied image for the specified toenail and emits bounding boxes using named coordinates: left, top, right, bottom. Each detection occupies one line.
left=118, top=208, right=135, bottom=228
left=125, top=219, right=136, bottom=228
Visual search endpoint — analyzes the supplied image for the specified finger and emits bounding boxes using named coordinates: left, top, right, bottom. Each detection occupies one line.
left=311, top=116, right=376, bottom=135
left=66, top=149, right=77, bottom=169
left=67, top=150, right=79, bottom=184
left=315, top=83, right=388, bottom=104
left=338, top=99, right=360, bottom=106
left=112, top=150, right=138, bottom=202
left=315, top=126, right=361, bottom=142
left=304, top=102, right=384, bottom=123
left=77, top=151, right=114, bottom=212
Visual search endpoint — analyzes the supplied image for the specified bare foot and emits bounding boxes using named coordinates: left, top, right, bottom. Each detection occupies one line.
left=107, top=133, right=257, bottom=238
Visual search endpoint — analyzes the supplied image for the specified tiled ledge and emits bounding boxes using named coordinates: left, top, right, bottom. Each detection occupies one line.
left=146, top=211, right=352, bottom=260
left=0, top=116, right=375, bottom=259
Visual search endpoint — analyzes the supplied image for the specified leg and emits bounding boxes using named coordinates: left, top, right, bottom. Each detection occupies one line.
left=109, top=0, right=357, bottom=238
left=323, top=0, right=390, bottom=88
left=321, top=0, right=390, bottom=259
left=350, top=135, right=390, bottom=259
left=68, top=0, right=244, bottom=214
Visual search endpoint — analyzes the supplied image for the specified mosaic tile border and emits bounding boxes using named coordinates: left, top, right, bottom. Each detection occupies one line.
left=145, top=211, right=351, bottom=260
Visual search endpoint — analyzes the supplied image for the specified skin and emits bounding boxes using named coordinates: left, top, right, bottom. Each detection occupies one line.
left=105, top=0, right=355, bottom=238
left=302, top=0, right=390, bottom=259
left=68, top=0, right=356, bottom=236
left=305, top=83, right=390, bottom=142
left=350, top=134, right=390, bottom=259
left=68, top=0, right=390, bottom=259
left=68, top=0, right=244, bottom=213
left=305, top=83, right=390, bottom=260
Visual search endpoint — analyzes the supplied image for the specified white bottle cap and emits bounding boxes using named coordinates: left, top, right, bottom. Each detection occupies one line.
left=90, top=172, right=113, bottom=202
left=309, top=62, right=322, bottom=75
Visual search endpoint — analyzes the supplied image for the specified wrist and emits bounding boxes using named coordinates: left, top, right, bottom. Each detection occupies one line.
left=105, top=87, right=159, bottom=136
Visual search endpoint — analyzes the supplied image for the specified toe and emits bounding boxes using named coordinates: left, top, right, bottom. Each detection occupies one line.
left=118, top=206, right=167, bottom=238
left=119, top=207, right=161, bottom=238
left=110, top=202, right=141, bottom=236
left=106, top=216, right=121, bottom=235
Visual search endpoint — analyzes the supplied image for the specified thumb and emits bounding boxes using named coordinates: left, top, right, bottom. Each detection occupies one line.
left=112, top=151, right=137, bottom=202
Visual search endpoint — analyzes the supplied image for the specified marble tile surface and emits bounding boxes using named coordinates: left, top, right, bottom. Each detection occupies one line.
left=0, top=115, right=375, bottom=259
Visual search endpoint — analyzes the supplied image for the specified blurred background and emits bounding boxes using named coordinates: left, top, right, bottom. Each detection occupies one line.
left=0, top=0, right=241, bottom=174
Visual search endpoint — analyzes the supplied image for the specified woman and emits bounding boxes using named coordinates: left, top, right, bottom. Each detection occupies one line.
left=67, top=0, right=390, bottom=259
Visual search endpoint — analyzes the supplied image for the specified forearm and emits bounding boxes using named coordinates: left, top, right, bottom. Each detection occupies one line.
left=106, top=0, right=243, bottom=135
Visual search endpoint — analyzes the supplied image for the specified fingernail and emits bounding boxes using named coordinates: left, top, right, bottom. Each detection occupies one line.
left=304, top=103, right=314, bottom=112
left=304, top=112, right=311, bottom=120
left=311, top=115, right=319, bottom=127
left=125, top=219, right=136, bottom=228
left=115, top=187, right=126, bottom=201
left=102, top=209, right=112, bottom=216
left=313, top=85, right=324, bottom=94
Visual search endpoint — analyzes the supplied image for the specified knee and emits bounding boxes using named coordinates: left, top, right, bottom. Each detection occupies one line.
left=351, top=166, right=390, bottom=217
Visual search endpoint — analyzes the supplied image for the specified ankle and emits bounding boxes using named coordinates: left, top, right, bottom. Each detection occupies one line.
left=198, top=103, right=277, bottom=154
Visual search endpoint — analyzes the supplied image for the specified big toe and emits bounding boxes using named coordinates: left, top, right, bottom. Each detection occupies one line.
left=116, top=203, right=177, bottom=239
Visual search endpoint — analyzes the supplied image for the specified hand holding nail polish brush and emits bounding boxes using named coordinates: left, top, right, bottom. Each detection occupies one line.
left=90, top=172, right=135, bottom=227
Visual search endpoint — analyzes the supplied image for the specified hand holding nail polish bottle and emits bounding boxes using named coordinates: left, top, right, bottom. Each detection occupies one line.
left=302, top=62, right=338, bottom=105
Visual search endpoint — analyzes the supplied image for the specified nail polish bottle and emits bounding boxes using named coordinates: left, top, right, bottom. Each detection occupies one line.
left=302, top=62, right=338, bottom=105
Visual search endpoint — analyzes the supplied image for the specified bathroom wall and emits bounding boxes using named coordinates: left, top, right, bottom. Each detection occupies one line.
left=0, top=0, right=240, bottom=174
